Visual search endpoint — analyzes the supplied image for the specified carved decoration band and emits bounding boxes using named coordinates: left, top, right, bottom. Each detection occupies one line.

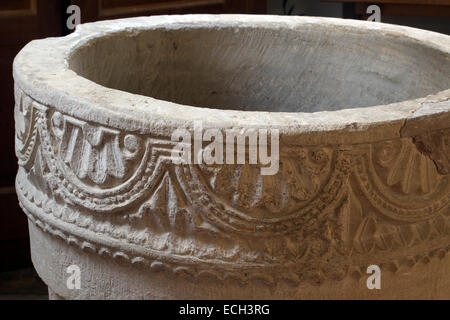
left=14, top=15, right=450, bottom=299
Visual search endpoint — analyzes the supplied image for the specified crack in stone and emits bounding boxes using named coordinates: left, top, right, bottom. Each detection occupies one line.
left=399, top=100, right=449, bottom=176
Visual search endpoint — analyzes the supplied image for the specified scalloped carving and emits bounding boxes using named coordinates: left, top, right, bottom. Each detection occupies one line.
left=14, top=90, right=450, bottom=289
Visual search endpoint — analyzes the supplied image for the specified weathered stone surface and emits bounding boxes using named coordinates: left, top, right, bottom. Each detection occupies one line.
left=13, top=15, right=450, bottom=299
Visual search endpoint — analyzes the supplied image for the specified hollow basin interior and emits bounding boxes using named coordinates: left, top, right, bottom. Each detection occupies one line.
left=68, top=24, right=450, bottom=113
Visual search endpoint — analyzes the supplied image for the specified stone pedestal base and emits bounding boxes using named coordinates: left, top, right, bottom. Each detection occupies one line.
left=30, top=221, right=450, bottom=300
left=48, top=287, right=64, bottom=300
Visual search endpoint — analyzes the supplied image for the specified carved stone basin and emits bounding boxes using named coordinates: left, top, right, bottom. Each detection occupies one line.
left=14, top=15, right=450, bottom=299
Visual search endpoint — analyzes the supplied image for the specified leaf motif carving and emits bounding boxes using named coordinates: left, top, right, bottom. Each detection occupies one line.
left=52, top=113, right=140, bottom=185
